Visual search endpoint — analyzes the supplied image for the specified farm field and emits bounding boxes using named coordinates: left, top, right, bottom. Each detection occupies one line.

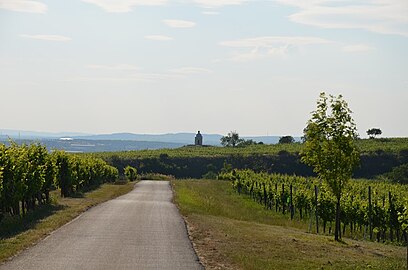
left=172, top=180, right=407, bottom=269
left=94, top=138, right=408, bottom=159
left=91, top=137, right=408, bottom=180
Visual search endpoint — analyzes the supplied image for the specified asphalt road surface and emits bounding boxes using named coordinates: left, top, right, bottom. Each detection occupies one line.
left=1, top=181, right=203, bottom=270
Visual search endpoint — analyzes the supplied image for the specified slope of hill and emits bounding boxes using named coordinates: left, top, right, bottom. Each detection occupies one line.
left=0, top=139, right=183, bottom=153
left=1, top=129, right=294, bottom=146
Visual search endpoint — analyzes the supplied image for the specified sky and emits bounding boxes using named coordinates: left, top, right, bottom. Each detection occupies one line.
left=0, top=0, right=407, bottom=137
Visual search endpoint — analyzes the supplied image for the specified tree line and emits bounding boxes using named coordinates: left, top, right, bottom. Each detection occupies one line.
left=0, top=142, right=118, bottom=220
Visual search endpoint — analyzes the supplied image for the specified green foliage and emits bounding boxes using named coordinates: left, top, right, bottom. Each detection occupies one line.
left=92, top=137, right=408, bottom=160
left=367, top=128, right=382, bottom=139
left=220, top=169, right=408, bottom=243
left=0, top=142, right=118, bottom=220
left=220, top=132, right=259, bottom=148
left=202, top=171, right=217, bottom=179
left=398, top=197, right=408, bottom=232
left=139, top=173, right=174, bottom=180
left=383, top=163, right=408, bottom=184
left=124, top=166, right=137, bottom=181
left=220, top=131, right=243, bottom=147
left=301, top=92, right=360, bottom=199
left=301, top=92, right=360, bottom=240
left=173, top=180, right=407, bottom=269
left=279, top=136, right=295, bottom=144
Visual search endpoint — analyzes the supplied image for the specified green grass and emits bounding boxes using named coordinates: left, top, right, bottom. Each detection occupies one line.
left=172, top=180, right=407, bottom=270
left=0, top=182, right=135, bottom=263
left=92, top=138, right=408, bottom=160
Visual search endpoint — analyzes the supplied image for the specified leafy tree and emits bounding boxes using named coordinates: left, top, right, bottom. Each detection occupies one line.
left=220, top=131, right=243, bottom=147
left=367, top=128, right=382, bottom=139
left=301, top=92, right=360, bottom=241
left=279, top=136, right=295, bottom=144
left=124, top=166, right=138, bottom=181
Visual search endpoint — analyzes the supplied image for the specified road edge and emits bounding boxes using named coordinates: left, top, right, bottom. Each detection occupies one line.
left=170, top=180, right=206, bottom=270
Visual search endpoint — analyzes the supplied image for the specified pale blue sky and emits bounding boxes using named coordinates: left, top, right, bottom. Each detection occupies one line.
left=1, top=0, right=407, bottom=137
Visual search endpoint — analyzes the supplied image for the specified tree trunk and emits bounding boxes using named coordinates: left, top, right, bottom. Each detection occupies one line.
left=404, top=231, right=407, bottom=268
left=335, top=196, right=341, bottom=241
left=21, top=200, right=26, bottom=216
left=343, top=222, right=346, bottom=236
left=45, top=191, right=50, bottom=204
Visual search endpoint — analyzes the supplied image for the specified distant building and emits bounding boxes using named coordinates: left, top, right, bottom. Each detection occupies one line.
left=195, top=131, right=203, bottom=146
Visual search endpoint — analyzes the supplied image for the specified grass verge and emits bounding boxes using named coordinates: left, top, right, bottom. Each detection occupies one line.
left=172, top=179, right=407, bottom=270
left=0, top=181, right=135, bottom=263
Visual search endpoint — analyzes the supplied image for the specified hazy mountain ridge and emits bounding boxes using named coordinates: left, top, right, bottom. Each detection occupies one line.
left=1, top=129, right=293, bottom=144
left=0, top=139, right=184, bottom=153
left=1, top=129, right=300, bottom=152
left=0, top=129, right=91, bottom=139
left=75, top=133, right=291, bottom=145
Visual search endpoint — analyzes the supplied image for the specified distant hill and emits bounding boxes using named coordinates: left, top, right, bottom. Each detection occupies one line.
left=0, top=129, right=90, bottom=139
left=75, top=133, right=296, bottom=145
left=75, top=133, right=223, bottom=145
left=0, top=129, right=301, bottom=149
left=0, top=138, right=184, bottom=153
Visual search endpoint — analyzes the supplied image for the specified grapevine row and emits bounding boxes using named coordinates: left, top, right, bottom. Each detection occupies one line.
left=0, top=142, right=118, bottom=220
left=219, top=169, right=408, bottom=243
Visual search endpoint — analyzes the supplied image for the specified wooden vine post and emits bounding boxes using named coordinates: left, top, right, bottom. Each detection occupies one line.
left=368, top=186, right=373, bottom=241
left=290, top=184, right=294, bottom=220
left=314, top=185, right=319, bottom=234
left=282, top=183, right=285, bottom=215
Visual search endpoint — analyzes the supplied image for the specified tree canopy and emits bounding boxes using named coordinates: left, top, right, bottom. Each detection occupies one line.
left=301, top=92, right=360, bottom=241
left=279, top=136, right=295, bottom=144
left=367, top=128, right=382, bottom=139
left=220, top=131, right=243, bottom=147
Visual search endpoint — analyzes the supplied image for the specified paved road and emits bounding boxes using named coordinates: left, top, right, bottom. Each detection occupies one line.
left=1, top=181, right=203, bottom=270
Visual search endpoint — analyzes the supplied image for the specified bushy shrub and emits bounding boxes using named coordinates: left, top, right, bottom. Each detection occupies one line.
left=124, top=166, right=138, bottom=181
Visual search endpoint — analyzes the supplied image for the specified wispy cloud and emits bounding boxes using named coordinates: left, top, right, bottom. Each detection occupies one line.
left=163, top=19, right=196, bottom=28
left=20, top=34, right=71, bottom=41
left=169, top=67, right=212, bottom=75
left=67, top=72, right=181, bottom=83
left=202, top=10, right=219, bottom=15
left=194, top=0, right=246, bottom=8
left=144, top=35, right=174, bottom=41
left=0, top=0, right=47, bottom=13
left=82, top=0, right=246, bottom=12
left=87, top=64, right=140, bottom=71
left=76, top=65, right=211, bottom=83
left=275, top=0, right=408, bottom=37
left=81, top=0, right=167, bottom=13
left=221, top=36, right=330, bottom=47
left=220, top=36, right=331, bottom=61
left=342, top=44, right=375, bottom=53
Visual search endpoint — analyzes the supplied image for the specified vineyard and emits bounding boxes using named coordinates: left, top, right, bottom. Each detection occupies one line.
left=94, top=137, right=408, bottom=159
left=90, top=138, right=408, bottom=179
left=219, top=169, right=408, bottom=244
left=0, top=142, right=118, bottom=220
